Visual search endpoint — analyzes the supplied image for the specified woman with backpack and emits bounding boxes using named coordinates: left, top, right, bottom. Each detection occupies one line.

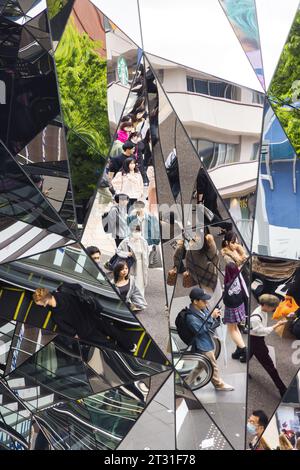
left=223, top=262, right=248, bottom=362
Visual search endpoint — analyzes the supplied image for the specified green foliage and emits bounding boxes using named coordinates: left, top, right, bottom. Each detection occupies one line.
left=54, top=17, right=110, bottom=203
left=47, top=0, right=69, bottom=19
left=269, top=10, right=300, bottom=155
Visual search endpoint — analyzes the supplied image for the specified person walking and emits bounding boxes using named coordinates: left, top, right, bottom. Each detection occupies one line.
left=184, top=287, right=234, bottom=391
left=223, top=262, right=248, bottom=362
left=111, top=157, right=144, bottom=211
left=117, top=225, right=149, bottom=296
left=113, top=261, right=147, bottom=312
left=250, top=294, right=287, bottom=397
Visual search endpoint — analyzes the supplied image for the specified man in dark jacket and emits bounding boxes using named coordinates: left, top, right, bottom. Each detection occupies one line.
left=108, top=141, right=136, bottom=179
left=184, top=287, right=234, bottom=391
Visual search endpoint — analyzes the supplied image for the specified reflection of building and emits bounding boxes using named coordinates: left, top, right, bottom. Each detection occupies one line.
left=149, top=55, right=264, bottom=243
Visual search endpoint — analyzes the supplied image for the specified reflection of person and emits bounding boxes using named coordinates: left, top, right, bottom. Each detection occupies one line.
left=146, top=160, right=157, bottom=214
left=117, top=225, right=149, bottom=296
left=247, top=410, right=269, bottom=450
left=110, top=121, right=134, bottom=157
left=250, top=294, right=287, bottom=397
left=106, top=193, right=130, bottom=247
left=32, top=287, right=137, bottom=353
left=128, top=200, right=160, bottom=246
left=279, top=433, right=294, bottom=450
left=196, top=167, right=232, bottom=233
left=108, top=141, right=136, bottom=180
left=86, top=246, right=101, bottom=266
left=223, top=262, right=247, bottom=362
left=112, top=157, right=144, bottom=211
left=185, top=231, right=222, bottom=309
left=184, top=287, right=234, bottom=391
left=113, top=261, right=147, bottom=312
left=221, top=231, right=247, bottom=266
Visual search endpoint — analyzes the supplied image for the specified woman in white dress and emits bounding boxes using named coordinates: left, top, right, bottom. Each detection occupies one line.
left=111, top=157, right=144, bottom=212
left=116, top=225, right=149, bottom=296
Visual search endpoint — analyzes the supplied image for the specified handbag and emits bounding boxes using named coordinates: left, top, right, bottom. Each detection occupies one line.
left=167, top=267, right=177, bottom=286
left=183, top=270, right=197, bottom=288
left=149, top=245, right=162, bottom=268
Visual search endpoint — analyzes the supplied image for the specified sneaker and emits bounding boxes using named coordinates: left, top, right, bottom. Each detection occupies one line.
left=215, top=383, right=234, bottom=391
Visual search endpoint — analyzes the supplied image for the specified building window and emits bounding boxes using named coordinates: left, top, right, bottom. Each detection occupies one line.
left=252, top=91, right=264, bottom=105
left=192, top=139, right=239, bottom=169
left=251, top=142, right=260, bottom=160
left=187, top=76, right=238, bottom=100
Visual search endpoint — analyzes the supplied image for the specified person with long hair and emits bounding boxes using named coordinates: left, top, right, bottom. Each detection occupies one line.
left=223, top=262, right=248, bottom=362
left=221, top=231, right=247, bottom=267
left=279, top=433, right=294, bottom=450
left=113, top=261, right=147, bottom=312
left=110, top=121, right=134, bottom=157
left=112, top=157, right=144, bottom=211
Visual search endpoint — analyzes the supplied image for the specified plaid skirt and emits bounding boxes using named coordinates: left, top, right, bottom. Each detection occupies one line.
left=224, top=303, right=246, bottom=324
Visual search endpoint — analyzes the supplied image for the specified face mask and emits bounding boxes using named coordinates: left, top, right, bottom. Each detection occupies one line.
left=247, top=422, right=257, bottom=435
left=132, top=232, right=141, bottom=239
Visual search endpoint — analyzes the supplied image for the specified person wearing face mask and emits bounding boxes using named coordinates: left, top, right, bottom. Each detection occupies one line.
left=247, top=410, right=269, bottom=450
left=116, top=225, right=149, bottom=296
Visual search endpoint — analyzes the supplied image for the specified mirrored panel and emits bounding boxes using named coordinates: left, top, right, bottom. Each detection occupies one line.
left=0, top=321, right=16, bottom=376
left=251, top=371, right=300, bottom=450
left=17, top=119, right=76, bottom=231
left=0, top=378, right=31, bottom=450
left=219, top=0, right=265, bottom=88
left=51, top=1, right=110, bottom=226
left=0, top=244, right=169, bottom=363
left=248, top=255, right=300, bottom=433
left=82, top=55, right=170, bottom=358
left=170, top=250, right=250, bottom=449
left=118, top=371, right=175, bottom=450
left=252, top=100, right=300, bottom=260
left=175, top=374, right=232, bottom=450
left=147, top=53, right=265, bottom=248
left=32, top=374, right=161, bottom=450
left=0, top=141, right=73, bottom=238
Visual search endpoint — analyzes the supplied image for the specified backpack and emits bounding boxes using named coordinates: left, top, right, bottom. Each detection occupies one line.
left=175, top=307, right=196, bottom=345
left=57, top=282, right=100, bottom=315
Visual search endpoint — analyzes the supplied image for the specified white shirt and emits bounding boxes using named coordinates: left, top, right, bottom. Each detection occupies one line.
left=250, top=306, right=273, bottom=337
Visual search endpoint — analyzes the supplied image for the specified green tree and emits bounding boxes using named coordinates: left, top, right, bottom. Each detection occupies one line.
left=54, top=17, right=110, bottom=212
left=47, top=0, right=69, bottom=20
left=269, top=10, right=300, bottom=155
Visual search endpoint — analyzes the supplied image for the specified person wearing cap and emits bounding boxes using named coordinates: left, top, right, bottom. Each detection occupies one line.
left=108, top=141, right=136, bottom=180
left=185, top=287, right=234, bottom=391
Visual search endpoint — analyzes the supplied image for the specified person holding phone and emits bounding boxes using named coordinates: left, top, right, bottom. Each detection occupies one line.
left=184, top=287, right=234, bottom=391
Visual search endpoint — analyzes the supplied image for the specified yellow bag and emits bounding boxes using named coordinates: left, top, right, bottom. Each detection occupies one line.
left=273, top=295, right=299, bottom=320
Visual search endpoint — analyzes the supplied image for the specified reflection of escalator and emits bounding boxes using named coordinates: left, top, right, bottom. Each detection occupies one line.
left=171, top=328, right=221, bottom=391
left=0, top=248, right=167, bottom=363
